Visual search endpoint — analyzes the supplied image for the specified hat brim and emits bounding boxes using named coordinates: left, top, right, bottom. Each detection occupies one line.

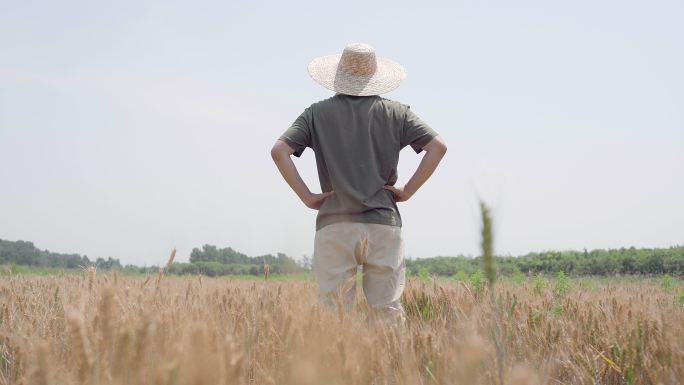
left=307, top=54, right=407, bottom=96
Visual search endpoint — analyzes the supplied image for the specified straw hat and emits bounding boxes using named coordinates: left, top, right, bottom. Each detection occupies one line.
left=307, top=43, right=407, bottom=96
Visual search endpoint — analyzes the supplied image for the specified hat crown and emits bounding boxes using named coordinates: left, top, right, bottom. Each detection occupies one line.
left=339, top=43, right=377, bottom=76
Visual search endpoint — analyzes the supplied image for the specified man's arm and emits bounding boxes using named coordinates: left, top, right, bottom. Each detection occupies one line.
left=270, top=139, right=334, bottom=210
left=383, top=135, right=447, bottom=202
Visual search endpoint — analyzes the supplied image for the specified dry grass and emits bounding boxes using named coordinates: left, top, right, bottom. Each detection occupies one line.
left=0, top=274, right=682, bottom=385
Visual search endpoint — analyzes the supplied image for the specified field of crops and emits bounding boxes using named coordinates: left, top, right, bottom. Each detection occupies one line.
left=0, top=273, right=682, bottom=385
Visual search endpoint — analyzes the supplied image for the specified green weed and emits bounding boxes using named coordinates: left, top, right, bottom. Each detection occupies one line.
left=470, top=270, right=485, bottom=295
left=454, top=270, right=468, bottom=282
left=533, top=274, right=546, bottom=294
left=676, top=288, right=684, bottom=308
left=510, top=267, right=525, bottom=285
left=553, top=271, right=571, bottom=298
left=662, top=274, right=676, bottom=290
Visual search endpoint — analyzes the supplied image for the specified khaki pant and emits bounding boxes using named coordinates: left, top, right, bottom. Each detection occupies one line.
left=313, top=222, right=406, bottom=323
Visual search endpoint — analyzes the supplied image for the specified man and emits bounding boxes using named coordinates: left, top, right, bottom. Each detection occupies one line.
left=271, top=43, right=447, bottom=323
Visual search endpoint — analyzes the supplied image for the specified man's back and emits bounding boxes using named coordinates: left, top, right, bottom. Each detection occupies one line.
left=271, top=42, right=446, bottom=324
left=279, top=93, right=437, bottom=230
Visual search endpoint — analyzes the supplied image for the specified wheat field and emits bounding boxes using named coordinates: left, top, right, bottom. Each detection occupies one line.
left=0, top=273, right=682, bottom=385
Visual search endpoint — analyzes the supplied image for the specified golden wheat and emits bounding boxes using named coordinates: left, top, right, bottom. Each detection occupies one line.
left=0, top=274, right=681, bottom=384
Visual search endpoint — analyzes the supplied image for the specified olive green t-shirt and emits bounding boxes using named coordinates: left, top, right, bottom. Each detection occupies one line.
left=279, top=93, right=438, bottom=231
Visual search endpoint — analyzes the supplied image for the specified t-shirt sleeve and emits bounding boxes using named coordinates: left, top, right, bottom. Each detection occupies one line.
left=279, top=107, right=313, bottom=157
left=400, top=105, right=439, bottom=154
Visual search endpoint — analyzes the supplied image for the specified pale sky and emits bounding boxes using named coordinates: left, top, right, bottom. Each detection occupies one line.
left=1, top=0, right=682, bottom=266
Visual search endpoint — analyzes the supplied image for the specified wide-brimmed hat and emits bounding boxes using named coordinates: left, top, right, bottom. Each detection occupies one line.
left=307, top=43, right=406, bottom=96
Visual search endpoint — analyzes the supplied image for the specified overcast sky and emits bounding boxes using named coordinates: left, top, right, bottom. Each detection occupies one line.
left=1, top=0, right=682, bottom=266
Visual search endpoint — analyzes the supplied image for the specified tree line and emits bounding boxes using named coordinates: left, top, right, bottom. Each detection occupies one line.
left=0, top=239, right=122, bottom=270
left=170, top=244, right=305, bottom=276
left=0, top=239, right=305, bottom=276
left=2, top=238, right=683, bottom=277
left=406, top=246, right=684, bottom=277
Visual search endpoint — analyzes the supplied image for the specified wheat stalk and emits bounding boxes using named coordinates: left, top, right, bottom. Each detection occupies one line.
left=156, top=247, right=177, bottom=287
left=480, top=200, right=505, bottom=385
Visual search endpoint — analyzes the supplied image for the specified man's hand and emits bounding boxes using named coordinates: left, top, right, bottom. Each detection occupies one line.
left=271, top=139, right=335, bottom=210
left=383, top=184, right=413, bottom=202
left=303, top=191, right=335, bottom=210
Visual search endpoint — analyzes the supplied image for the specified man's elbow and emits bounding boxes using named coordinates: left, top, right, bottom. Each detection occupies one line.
left=436, top=140, right=447, bottom=155
left=271, top=140, right=294, bottom=161
left=270, top=145, right=281, bottom=161
left=425, top=136, right=447, bottom=155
